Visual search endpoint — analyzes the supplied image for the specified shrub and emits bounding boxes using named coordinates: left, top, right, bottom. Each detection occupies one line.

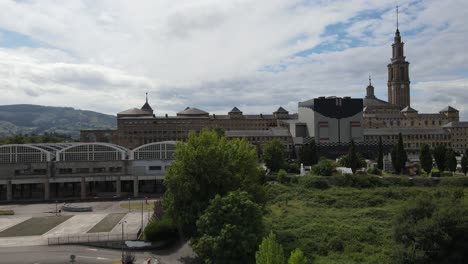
left=311, top=160, right=336, bottom=176
left=300, top=176, right=330, bottom=189
left=367, top=167, right=382, bottom=175
left=288, top=163, right=300, bottom=174
left=144, top=214, right=178, bottom=242
left=441, top=171, right=453, bottom=177
left=430, top=168, right=441, bottom=177
left=0, top=210, right=14, bottom=215
left=277, top=169, right=288, bottom=183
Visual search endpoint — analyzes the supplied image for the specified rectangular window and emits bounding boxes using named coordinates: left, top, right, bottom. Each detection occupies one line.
left=149, top=166, right=162, bottom=171
left=59, top=168, right=73, bottom=174
left=33, top=169, right=47, bottom=175
left=92, top=167, right=106, bottom=173
left=318, top=121, right=329, bottom=141
left=109, top=167, right=122, bottom=173
left=76, top=168, right=90, bottom=173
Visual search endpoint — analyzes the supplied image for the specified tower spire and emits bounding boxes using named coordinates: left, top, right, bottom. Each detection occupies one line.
left=146, top=92, right=148, bottom=103
left=369, top=75, right=372, bottom=86
left=396, top=5, right=399, bottom=31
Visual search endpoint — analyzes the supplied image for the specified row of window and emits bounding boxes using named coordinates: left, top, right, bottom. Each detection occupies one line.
left=58, top=167, right=123, bottom=174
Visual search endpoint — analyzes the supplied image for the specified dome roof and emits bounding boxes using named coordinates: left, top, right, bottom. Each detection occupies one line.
left=177, top=107, right=209, bottom=116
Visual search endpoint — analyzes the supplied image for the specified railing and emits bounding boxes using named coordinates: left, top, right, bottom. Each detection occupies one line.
left=47, top=232, right=138, bottom=245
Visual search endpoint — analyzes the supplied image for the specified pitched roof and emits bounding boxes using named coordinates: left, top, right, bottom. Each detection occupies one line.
left=177, top=107, right=209, bottom=116
left=401, top=106, right=418, bottom=112
left=141, top=102, right=153, bottom=112
left=229, top=107, right=242, bottom=113
left=117, top=108, right=151, bottom=115
left=440, top=106, right=459, bottom=112
left=275, top=106, right=288, bottom=113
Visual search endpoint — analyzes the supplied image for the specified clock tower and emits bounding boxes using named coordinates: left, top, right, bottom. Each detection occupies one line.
left=387, top=7, right=410, bottom=108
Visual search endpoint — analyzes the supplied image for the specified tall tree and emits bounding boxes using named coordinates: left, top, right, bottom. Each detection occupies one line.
left=262, top=139, right=286, bottom=172
left=392, top=133, right=407, bottom=174
left=377, top=136, right=384, bottom=170
left=339, top=140, right=365, bottom=173
left=163, top=130, right=262, bottom=236
left=288, top=248, right=308, bottom=264
left=192, top=191, right=263, bottom=264
left=419, top=144, right=433, bottom=174
left=299, top=141, right=318, bottom=166
left=433, top=145, right=447, bottom=171
left=445, top=149, right=457, bottom=172
left=256, top=232, right=285, bottom=264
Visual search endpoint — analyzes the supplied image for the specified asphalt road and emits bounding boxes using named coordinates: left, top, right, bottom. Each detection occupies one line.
left=0, top=245, right=155, bottom=264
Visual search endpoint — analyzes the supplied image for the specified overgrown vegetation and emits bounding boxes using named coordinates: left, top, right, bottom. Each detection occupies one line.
left=144, top=214, right=178, bottom=242
left=264, top=181, right=468, bottom=264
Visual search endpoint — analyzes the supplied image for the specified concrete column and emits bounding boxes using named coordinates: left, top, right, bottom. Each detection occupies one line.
left=133, top=176, right=139, bottom=198
left=6, top=181, right=12, bottom=202
left=44, top=179, right=50, bottom=200
left=81, top=177, right=86, bottom=200
left=116, top=177, right=121, bottom=198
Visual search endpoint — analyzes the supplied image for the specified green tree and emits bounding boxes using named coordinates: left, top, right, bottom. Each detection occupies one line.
left=393, top=193, right=468, bottom=264
left=445, top=149, right=457, bottom=172
left=192, top=191, right=264, bottom=264
left=392, top=133, right=407, bottom=174
left=262, top=139, right=286, bottom=172
left=163, top=130, right=262, bottom=236
left=339, top=140, right=365, bottom=173
left=419, top=144, right=433, bottom=174
left=288, top=248, right=308, bottom=264
left=433, top=145, right=447, bottom=171
left=377, top=136, right=384, bottom=170
left=462, top=151, right=468, bottom=176
left=299, top=141, right=318, bottom=166
left=256, top=232, right=285, bottom=264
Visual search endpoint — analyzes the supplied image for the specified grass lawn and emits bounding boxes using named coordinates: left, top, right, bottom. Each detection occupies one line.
left=264, top=183, right=468, bottom=264
left=120, top=201, right=154, bottom=211
left=87, top=213, right=126, bottom=233
left=0, top=215, right=72, bottom=237
left=0, top=210, right=14, bottom=215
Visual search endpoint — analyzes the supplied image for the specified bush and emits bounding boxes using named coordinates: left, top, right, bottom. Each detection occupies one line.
left=300, top=176, right=330, bottom=189
left=441, top=171, right=453, bottom=177
left=430, top=168, right=441, bottom=177
left=311, top=160, right=336, bottom=176
left=144, top=214, right=178, bottom=242
left=277, top=169, right=288, bottom=183
left=0, top=210, right=14, bottom=215
left=367, top=167, right=382, bottom=176
left=288, top=163, right=300, bottom=174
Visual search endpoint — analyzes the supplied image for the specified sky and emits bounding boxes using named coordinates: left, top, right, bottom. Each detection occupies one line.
left=0, top=0, right=467, bottom=119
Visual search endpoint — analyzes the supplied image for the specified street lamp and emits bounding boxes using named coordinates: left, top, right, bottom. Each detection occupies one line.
left=141, top=199, right=144, bottom=231
left=119, top=220, right=127, bottom=262
left=55, top=200, right=58, bottom=216
left=127, top=197, right=131, bottom=213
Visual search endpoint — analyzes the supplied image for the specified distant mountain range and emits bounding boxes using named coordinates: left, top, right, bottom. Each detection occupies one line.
left=0, top=104, right=116, bottom=138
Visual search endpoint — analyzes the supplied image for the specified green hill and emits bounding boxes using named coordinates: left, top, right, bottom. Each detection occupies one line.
left=0, top=104, right=116, bottom=138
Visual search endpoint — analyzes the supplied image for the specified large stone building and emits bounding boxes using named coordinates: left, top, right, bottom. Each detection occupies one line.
left=81, top=95, right=295, bottom=150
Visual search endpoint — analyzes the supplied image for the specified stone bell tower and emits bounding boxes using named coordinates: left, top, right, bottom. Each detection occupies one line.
left=387, top=6, right=410, bottom=109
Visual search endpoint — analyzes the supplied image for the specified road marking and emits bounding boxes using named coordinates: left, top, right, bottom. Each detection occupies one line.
left=76, top=255, right=110, bottom=261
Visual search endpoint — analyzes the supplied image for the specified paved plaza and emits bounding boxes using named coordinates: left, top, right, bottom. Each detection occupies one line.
left=0, top=200, right=152, bottom=247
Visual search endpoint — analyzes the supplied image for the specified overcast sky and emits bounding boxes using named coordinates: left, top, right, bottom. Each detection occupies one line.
left=0, top=0, right=467, bottom=119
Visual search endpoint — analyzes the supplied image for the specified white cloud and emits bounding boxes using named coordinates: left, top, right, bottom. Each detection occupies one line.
left=0, top=0, right=465, bottom=121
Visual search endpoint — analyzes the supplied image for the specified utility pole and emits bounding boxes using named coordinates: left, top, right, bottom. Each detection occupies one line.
left=141, top=200, right=144, bottom=231
left=128, top=197, right=131, bottom=213
left=55, top=200, right=58, bottom=216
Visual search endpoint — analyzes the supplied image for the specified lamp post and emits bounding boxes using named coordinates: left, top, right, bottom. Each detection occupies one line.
left=119, top=220, right=127, bottom=262
left=128, top=197, right=131, bottom=213
left=55, top=200, right=58, bottom=216
left=141, top=200, right=144, bottom=231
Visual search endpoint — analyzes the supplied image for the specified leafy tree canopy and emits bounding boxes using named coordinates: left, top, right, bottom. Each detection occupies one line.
left=288, top=248, right=308, bottom=264
left=433, top=145, right=447, bottom=172
left=192, top=191, right=264, bottom=264
left=262, top=139, right=287, bottom=172
left=163, top=130, right=263, bottom=236
left=256, top=232, right=285, bottom=264
left=419, top=144, right=433, bottom=174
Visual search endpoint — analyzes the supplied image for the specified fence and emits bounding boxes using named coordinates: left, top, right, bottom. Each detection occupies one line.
left=47, top=232, right=138, bottom=245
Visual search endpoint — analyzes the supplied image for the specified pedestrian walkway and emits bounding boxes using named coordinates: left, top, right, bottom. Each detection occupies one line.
left=0, top=216, right=30, bottom=232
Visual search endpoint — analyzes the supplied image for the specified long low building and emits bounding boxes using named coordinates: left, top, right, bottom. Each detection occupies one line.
left=0, top=141, right=176, bottom=202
